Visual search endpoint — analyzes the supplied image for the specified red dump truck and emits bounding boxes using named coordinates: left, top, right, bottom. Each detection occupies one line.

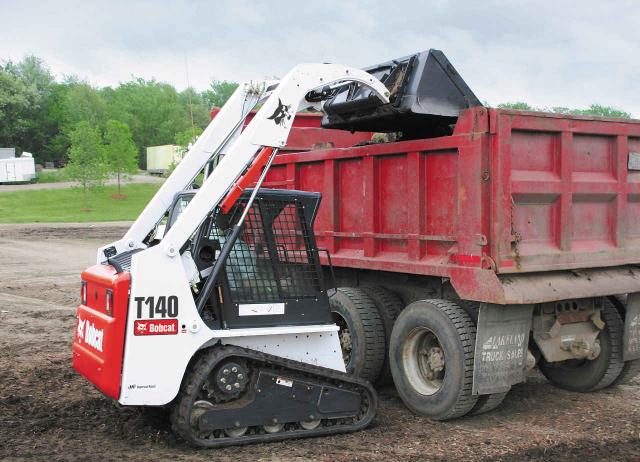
left=201, top=50, right=640, bottom=422
left=262, top=96, right=640, bottom=418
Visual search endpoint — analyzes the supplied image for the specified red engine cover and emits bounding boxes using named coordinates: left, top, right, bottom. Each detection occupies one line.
left=72, top=264, right=130, bottom=400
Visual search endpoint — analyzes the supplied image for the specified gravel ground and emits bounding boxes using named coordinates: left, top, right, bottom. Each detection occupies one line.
left=0, top=223, right=639, bottom=461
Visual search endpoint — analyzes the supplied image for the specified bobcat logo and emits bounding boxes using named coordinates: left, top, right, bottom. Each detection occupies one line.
left=77, top=318, right=85, bottom=340
left=136, top=322, right=147, bottom=334
left=267, top=98, right=292, bottom=126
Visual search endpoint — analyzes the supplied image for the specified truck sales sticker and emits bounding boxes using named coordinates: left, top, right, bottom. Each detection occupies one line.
left=134, top=319, right=178, bottom=336
left=472, top=304, right=533, bottom=395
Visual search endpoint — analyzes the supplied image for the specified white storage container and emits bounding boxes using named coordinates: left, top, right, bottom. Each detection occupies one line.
left=0, top=153, right=36, bottom=183
left=146, top=145, right=183, bottom=174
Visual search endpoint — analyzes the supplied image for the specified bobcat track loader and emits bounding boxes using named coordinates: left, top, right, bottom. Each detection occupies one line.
left=72, top=63, right=390, bottom=447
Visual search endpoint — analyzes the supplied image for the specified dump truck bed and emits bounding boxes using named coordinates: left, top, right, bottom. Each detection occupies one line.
left=265, top=107, right=640, bottom=303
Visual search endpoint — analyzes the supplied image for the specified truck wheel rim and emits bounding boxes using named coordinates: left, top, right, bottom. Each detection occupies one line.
left=332, top=312, right=353, bottom=367
left=403, top=327, right=445, bottom=396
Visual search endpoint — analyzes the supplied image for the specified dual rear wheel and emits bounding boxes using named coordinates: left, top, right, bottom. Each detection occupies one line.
left=331, top=288, right=634, bottom=421
left=389, top=299, right=479, bottom=420
left=330, top=289, right=507, bottom=419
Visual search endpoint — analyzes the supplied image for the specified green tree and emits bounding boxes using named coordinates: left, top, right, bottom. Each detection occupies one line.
left=496, top=102, right=534, bottom=111
left=38, top=78, right=107, bottom=165
left=2, top=56, right=56, bottom=162
left=0, top=69, right=39, bottom=149
left=104, top=120, right=138, bottom=197
left=497, top=102, right=631, bottom=119
left=174, top=126, right=203, bottom=151
left=66, top=121, right=107, bottom=210
left=41, top=82, right=73, bottom=163
left=202, top=80, right=238, bottom=109
left=179, top=87, right=211, bottom=129
left=63, top=79, right=107, bottom=128
left=4, top=55, right=54, bottom=95
left=103, top=78, right=192, bottom=168
left=565, top=104, right=631, bottom=119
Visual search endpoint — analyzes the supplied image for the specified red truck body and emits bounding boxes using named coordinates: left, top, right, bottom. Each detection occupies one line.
left=264, top=107, right=640, bottom=304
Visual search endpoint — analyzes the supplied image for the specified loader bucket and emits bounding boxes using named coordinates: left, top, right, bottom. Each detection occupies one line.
left=321, top=49, right=482, bottom=136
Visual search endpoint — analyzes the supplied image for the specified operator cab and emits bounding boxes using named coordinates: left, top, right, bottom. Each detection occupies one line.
left=153, top=188, right=332, bottom=330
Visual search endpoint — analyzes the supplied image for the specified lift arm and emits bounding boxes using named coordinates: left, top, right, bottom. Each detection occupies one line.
left=97, top=81, right=272, bottom=263
left=157, top=63, right=389, bottom=258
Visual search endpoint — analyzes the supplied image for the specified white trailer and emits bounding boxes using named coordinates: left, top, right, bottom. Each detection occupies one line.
left=146, top=145, right=183, bottom=174
left=0, top=152, right=36, bottom=183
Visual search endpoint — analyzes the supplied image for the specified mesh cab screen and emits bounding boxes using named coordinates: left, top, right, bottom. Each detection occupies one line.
left=209, top=196, right=323, bottom=304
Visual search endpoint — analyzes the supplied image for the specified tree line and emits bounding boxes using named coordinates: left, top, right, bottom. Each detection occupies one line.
left=1, top=55, right=632, bottom=172
left=0, top=55, right=238, bottom=167
left=494, top=102, right=632, bottom=118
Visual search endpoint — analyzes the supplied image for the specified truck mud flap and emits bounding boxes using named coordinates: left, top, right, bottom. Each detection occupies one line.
left=472, top=304, right=533, bottom=395
left=624, top=293, right=640, bottom=361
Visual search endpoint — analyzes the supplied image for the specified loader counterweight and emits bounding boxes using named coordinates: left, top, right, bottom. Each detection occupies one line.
left=73, top=264, right=130, bottom=400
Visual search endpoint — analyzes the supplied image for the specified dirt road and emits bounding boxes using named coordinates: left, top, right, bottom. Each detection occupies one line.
left=0, top=174, right=163, bottom=192
left=0, top=223, right=639, bottom=461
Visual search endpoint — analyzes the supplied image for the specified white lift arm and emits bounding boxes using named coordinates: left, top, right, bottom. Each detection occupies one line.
left=118, top=64, right=388, bottom=406
left=99, top=63, right=388, bottom=263
left=97, top=81, right=270, bottom=262
left=161, top=63, right=389, bottom=256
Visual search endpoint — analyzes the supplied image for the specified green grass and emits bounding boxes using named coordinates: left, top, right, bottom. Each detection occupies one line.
left=36, top=169, right=68, bottom=183
left=0, top=183, right=162, bottom=223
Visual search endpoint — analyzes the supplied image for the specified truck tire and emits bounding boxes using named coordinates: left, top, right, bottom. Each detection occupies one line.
left=468, top=390, right=509, bottom=416
left=539, top=301, right=625, bottom=392
left=360, top=286, right=404, bottom=384
left=454, top=299, right=509, bottom=415
left=389, top=299, right=478, bottom=420
left=612, top=360, right=640, bottom=386
left=455, top=299, right=480, bottom=323
left=606, top=295, right=640, bottom=386
left=329, top=287, right=386, bottom=382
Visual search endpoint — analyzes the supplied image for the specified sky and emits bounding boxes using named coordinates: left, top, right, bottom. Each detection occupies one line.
left=1, top=0, right=639, bottom=115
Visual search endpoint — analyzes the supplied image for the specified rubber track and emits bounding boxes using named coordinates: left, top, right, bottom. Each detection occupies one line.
left=335, top=287, right=386, bottom=382
left=171, top=345, right=377, bottom=448
left=424, top=299, right=478, bottom=420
